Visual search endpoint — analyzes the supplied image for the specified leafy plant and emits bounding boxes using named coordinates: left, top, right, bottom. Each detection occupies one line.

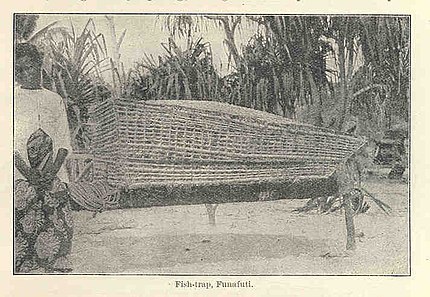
left=160, top=15, right=244, bottom=70
left=294, top=188, right=391, bottom=216
left=220, top=22, right=334, bottom=124
left=126, top=37, right=222, bottom=101
left=42, top=18, right=111, bottom=150
left=354, top=17, right=410, bottom=127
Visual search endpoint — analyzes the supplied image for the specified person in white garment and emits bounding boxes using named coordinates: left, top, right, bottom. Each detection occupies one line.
left=14, top=43, right=73, bottom=182
left=15, top=44, right=118, bottom=219
left=14, top=43, right=74, bottom=273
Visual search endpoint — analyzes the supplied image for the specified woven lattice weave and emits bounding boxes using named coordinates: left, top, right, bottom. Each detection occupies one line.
left=91, top=99, right=366, bottom=190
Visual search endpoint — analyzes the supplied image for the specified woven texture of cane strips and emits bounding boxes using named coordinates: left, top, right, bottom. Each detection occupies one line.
left=91, top=99, right=366, bottom=190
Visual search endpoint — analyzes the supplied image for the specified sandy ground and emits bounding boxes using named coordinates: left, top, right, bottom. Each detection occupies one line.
left=70, top=175, right=409, bottom=275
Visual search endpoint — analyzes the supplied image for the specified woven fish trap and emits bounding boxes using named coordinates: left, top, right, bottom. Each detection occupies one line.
left=90, top=99, right=366, bottom=190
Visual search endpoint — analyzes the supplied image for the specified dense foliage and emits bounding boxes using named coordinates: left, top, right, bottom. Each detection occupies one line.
left=127, top=37, right=222, bottom=101
left=14, top=14, right=410, bottom=150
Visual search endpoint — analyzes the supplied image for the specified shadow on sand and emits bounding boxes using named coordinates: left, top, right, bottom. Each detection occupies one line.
left=71, top=232, right=328, bottom=273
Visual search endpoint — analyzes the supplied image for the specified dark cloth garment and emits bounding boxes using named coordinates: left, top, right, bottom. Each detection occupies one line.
left=27, top=128, right=53, bottom=169
left=14, top=129, right=73, bottom=273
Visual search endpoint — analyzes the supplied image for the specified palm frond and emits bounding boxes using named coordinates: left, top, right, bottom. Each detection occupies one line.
left=40, top=18, right=111, bottom=150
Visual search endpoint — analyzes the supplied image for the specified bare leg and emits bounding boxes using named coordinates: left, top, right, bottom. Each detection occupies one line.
left=205, top=204, right=218, bottom=226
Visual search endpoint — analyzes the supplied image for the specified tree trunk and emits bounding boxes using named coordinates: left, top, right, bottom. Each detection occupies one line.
left=337, top=40, right=348, bottom=130
left=305, top=66, right=323, bottom=126
left=225, top=33, right=240, bottom=69
left=335, top=158, right=359, bottom=250
left=221, top=20, right=241, bottom=70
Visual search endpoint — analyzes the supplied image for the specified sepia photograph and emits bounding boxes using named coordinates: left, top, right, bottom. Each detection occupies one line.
left=13, top=13, right=410, bottom=276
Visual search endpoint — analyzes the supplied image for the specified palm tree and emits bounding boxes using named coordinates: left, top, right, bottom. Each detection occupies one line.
left=158, top=15, right=334, bottom=123
left=157, top=15, right=410, bottom=133
left=320, top=16, right=410, bottom=132
left=356, top=16, right=410, bottom=129
left=256, top=16, right=333, bottom=123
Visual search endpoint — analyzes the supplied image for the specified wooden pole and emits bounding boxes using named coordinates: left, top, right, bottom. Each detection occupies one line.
left=336, top=153, right=361, bottom=251
left=343, top=192, right=356, bottom=250
left=205, top=204, right=218, bottom=226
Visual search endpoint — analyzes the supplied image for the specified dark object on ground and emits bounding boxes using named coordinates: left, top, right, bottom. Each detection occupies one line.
left=374, top=140, right=403, bottom=165
left=118, top=177, right=339, bottom=209
left=374, top=126, right=408, bottom=179
left=294, top=187, right=391, bottom=216
left=374, top=127, right=407, bottom=163
left=68, top=181, right=119, bottom=213
left=388, top=163, right=406, bottom=179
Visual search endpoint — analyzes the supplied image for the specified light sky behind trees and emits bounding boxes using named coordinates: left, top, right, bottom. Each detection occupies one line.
left=37, top=14, right=258, bottom=77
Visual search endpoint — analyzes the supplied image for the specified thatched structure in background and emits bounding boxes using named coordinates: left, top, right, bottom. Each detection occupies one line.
left=90, top=99, right=365, bottom=206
